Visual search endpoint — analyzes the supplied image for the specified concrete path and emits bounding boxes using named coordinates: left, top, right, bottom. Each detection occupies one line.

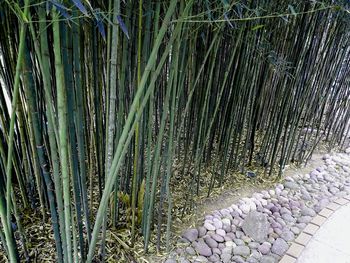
left=297, top=202, right=350, bottom=263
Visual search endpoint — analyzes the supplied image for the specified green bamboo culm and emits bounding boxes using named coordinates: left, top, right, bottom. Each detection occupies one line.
left=52, top=8, right=73, bottom=263
left=1, top=0, right=30, bottom=261
left=86, top=1, right=180, bottom=261
left=0, top=1, right=350, bottom=262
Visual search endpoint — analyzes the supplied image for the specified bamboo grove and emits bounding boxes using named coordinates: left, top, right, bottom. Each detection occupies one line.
left=0, top=0, right=349, bottom=262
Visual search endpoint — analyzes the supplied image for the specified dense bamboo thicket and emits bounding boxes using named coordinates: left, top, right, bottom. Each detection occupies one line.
left=0, top=0, right=349, bottom=262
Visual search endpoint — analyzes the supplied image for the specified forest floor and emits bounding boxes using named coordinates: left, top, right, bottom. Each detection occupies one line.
left=0, top=146, right=341, bottom=263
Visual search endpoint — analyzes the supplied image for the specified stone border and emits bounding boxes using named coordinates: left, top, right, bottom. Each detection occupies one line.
left=279, top=195, right=350, bottom=263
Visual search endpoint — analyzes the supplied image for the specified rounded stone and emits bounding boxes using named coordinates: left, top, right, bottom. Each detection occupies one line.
left=225, top=240, right=236, bottom=247
left=185, top=246, right=196, bottom=255
left=300, top=207, right=316, bottom=217
left=221, top=253, right=232, bottom=263
left=213, top=247, right=221, bottom=255
left=222, top=217, right=231, bottom=224
left=280, top=230, right=295, bottom=241
left=223, top=223, right=231, bottom=232
left=297, top=216, right=312, bottom=223
left=208, top=254, right=220, bottom=262
left=233, top=245, right=250, bottom=257
left=230, top=225, right=237, bottom=233
left=251, top=249, right=262, bottom=259
left=274, top=228, right=283, bottom=235
left=204, top=222, right=216, bottom=231
left=222, top=246, right=233, bottom=255
left=198, top=226, right=207, bottom=237
left=204, top=236, right=218, bottom=248
left=182, top=228, right=199, bottom=242
left=234, top=238, right=245, bottom=246
left=193, top=239, right=213, bottom=257
left=216, top=229, right=226, bottom=237
left=211, top=233, right=224, bottom=243
left=240, top=204, right=251, bottom=214
left=195, top=255, right=209, bottom=262
left=271, top=238, right=288, bottom=256
left=258, top=242, right=271, bottom=255
left=248, top=242, right=259, bottom=249
left=281, top=213, right=295, bottom=223
left=280, top=207, right=291, bottom=215
left=213, top=218, right=223, bottom=229
left=235, top=230, right=244, bottom=238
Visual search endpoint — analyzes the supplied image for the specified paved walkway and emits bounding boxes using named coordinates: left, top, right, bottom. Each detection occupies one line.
left=297, top=202, right=350, bottom=263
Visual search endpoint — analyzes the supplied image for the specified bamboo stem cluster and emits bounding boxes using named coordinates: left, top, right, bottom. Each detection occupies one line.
left=0, top=0, right=349, bottom=262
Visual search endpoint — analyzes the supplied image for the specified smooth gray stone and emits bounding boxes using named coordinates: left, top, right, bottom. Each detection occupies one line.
left=280, top=230, right=295, bottom=242
left=208, top=254, right=220, bottom=262
left=193, top=239, right=213, bottom=257
left=198, top=226, right=207, bottom=237
left=242, top=211, right=269, bottom=242
left=271, top=238, right=288, bottom=256
left=258, top=242, right=271, bottom=255
left=300, top=207, right=316, bottom=217
left=182, top=228, right=199, bottom=242
left=233, top=245, right=250, bottom=257
left=195, top=255, right=209, bottom=262
left=204, top=236, right=218, bottom=248
left=284, top=181, right=299, bottom=189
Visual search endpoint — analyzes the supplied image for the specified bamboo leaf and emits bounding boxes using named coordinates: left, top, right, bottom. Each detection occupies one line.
left=51, top=0, right=71, bottom=19
left=116, top=15, right=129, bottom=39
left=71, top=0, right=88, bottom=16
left=251, top=24, right=265, bottom=30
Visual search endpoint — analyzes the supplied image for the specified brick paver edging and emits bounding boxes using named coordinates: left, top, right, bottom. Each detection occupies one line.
left=279, top=195, right=350, bottom=263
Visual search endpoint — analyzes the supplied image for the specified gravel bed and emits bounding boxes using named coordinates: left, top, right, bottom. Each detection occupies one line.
left=164, top=148, right=350, bottom=263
